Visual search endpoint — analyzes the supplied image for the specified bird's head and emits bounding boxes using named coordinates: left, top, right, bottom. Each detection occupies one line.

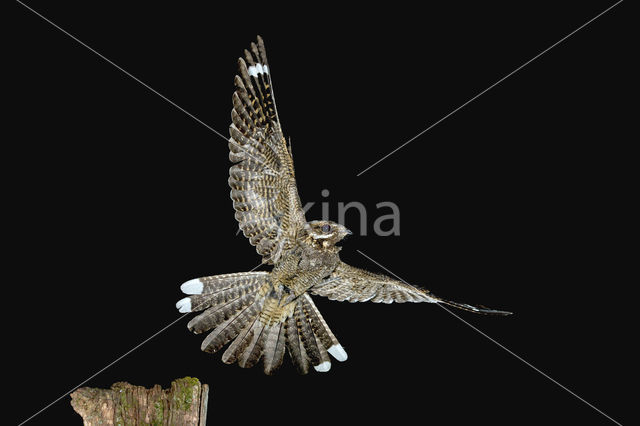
left=304, top=220, right=352, bottom=249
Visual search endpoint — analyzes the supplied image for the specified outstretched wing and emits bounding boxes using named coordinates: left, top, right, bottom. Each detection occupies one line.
left=228, top=36, right=306, bottom=264
left=311, top=262, right=511, bottom=315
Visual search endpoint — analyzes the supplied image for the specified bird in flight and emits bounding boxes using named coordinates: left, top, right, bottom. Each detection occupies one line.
left=176, top=36, right=511, bottom=374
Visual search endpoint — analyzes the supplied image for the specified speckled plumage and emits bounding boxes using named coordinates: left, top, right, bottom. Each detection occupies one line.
left=177, top=36, right=511, bottom=375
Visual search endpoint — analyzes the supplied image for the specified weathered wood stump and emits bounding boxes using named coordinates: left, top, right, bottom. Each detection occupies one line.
left=70, top=377, right=208, bottom=425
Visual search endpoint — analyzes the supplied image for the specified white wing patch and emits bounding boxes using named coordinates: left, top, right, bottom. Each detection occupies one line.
left=248, top=63, right=269, bottom=77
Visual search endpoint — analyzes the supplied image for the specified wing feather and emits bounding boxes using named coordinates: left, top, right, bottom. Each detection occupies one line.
left=229, top=36, right=305, bottom=264
left=311, top=262, right=512, bottom=315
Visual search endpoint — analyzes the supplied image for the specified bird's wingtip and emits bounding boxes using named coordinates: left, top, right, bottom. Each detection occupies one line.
left=438, top=299, right=513, bottom=316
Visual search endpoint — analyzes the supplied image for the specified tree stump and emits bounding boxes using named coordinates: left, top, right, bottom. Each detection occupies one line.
left=70, top=377, right=209, bottom=425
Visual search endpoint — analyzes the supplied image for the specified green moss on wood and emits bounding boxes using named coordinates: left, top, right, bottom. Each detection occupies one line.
left=71, top=377, right=206, bottom=424
left=172, top=377, right=200, bottom=411
left=153, top=401, right=164, bottom=425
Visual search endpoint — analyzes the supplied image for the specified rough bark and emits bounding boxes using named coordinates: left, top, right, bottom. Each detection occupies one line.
left=70, top=377, right=208, bottom=425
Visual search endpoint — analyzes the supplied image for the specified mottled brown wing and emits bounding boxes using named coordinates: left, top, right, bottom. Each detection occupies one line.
left=228, top=36, right=306, bottom=264
left=311, top=262, right=512, bottom=314
left=310, top=262, right=438, bottom=303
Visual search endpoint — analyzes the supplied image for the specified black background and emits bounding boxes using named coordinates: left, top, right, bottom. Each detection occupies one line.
left=12, top=1, right=631, bottom=425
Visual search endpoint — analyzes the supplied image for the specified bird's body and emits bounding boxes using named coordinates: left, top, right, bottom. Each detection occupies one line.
left=271, top=237, right=339, bottom=300
left=176, top=36, right=511, bottom=374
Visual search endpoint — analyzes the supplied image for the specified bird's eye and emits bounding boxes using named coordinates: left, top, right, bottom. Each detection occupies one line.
left=321, top=224, right=331, bottom=233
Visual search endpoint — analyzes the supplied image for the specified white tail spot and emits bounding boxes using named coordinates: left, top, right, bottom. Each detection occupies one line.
left=181, top=278, right=203, bottom=295
left=328, top=344, right=348, bottom=362
left=176, top=297, right=192, bottom=313
left=313, top=361, right=331, bottom=372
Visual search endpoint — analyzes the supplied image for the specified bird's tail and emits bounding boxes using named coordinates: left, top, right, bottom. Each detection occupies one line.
left=284, top=293, right=348, bottom=374
left=177, top=272, right=347, bottom=374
